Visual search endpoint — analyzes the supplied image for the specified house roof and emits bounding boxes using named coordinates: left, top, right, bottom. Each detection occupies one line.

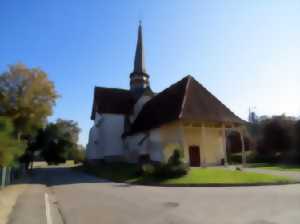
left=128, top=75, right=244, bottom=134
left=91, top=87, right=135, bottom=120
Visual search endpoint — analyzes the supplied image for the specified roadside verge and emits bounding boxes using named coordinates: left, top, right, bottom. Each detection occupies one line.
left=0, top=184, right=28, bottom=224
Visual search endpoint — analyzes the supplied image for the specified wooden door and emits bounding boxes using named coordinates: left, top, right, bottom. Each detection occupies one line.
left=189, top=146, right=201, bottom=166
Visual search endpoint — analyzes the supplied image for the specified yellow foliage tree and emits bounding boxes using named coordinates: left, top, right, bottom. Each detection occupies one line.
left=0, top=63, right=59, bottom=139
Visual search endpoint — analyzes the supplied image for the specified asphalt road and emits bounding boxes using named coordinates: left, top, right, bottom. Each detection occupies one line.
left=8, top=166, right=300, bottom=224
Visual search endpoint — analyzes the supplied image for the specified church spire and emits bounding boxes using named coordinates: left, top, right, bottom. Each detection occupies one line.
left=130, top=22, right=150, bottom=94
left=133, top=21, right=146, bottom=73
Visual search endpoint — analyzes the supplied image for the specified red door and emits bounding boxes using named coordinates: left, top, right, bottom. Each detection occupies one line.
left=189, top=146, right=201, bottom=166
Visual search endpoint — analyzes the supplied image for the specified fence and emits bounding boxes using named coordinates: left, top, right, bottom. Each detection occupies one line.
left=0, top=164, right=26, bottom=189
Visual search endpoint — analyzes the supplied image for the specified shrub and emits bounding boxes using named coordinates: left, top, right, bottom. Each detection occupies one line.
left=153, top=163, right=189, bottom=178
left=141, top=150, right=189, bottom=178
left=167, top=149, right=181, bottom=166
left=244, top=150, right=277, bottom=163
left=141, top=163, right=155, bottom=176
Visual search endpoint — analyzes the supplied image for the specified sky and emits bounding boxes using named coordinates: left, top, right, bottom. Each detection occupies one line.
left=1, top=1, right=300, bottom=145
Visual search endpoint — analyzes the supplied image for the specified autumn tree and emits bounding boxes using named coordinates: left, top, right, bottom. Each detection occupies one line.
left=0, top=63, right=59, bottom=139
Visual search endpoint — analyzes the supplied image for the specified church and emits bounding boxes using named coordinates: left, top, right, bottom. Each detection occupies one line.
left=86, top=24, right=246, bottom=167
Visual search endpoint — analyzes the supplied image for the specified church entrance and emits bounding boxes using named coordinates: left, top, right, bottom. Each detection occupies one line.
left=189, top=145, right=201, bottom=166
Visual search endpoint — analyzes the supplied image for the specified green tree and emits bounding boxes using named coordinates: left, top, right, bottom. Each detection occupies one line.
left=55, top=119, right=81, bottom=143
left=0, top=117, right=25, bottom=167
left=33, top=119, right=81, bottom=164
left=256, top=116, right=296, bottom=162
left=69, top=145, right=86, bottom=164
left=294, top=120, right=300, bottom=163
left=0, top=63, right=59, bottom=139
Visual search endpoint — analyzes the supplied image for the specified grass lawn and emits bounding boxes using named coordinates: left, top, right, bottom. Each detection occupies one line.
left=81, top=163, right=292, bottom=186
left=250, top=163, right=300, bottom=172
left=160, top=168, right=291, bottom=185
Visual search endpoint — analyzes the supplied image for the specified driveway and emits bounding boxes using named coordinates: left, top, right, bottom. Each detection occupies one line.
left=8, top=166, right=300, bottom=224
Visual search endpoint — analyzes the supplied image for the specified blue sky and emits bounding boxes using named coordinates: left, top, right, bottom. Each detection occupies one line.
left=1, top=1, right=300, bottom=145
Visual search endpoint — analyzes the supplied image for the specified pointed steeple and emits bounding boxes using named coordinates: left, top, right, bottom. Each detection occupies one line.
left=130, top=22, right=151, bottom=95
left=133, top=21, right=146, bottom=73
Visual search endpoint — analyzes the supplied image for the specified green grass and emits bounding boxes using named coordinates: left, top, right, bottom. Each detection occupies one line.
left=160, top=168, right=291, bottom=185
left=250, top=164, right=300, bottom=172
left=80, top=163, right=292, bottom=186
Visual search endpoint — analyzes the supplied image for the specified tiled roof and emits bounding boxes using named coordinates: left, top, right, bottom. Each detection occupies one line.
left=91, top=87, right=134, bottom=119
left=128, top=76, right=244, bottom=134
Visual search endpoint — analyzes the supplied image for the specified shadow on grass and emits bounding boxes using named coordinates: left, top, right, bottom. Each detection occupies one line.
left=77, top=162, right=159, bottom=185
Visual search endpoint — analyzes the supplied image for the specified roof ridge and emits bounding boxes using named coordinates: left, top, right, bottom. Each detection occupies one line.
left=178, top=76, right=192, bottom=119
left=95, top=86, right=130, bottom=92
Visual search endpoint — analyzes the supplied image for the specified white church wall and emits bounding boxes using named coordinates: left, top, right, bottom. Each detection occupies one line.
left=125, top=129, right=164, bottom=163
left=86, top=126, right=104, bottom=160
left=148, top=129, right=163, bottom=162
left=124, top=133, right=146, bottom=162
left=86, top=128, right=94, bottom=159
left=201, top=127, right=224, bottom=165
left=87, top=112, right=125, bottom=161
left=159, top=122, right=186, bottom=163
left=125, top=124, right=187, bottom=163
left=95, top=113, right=125, bottom=157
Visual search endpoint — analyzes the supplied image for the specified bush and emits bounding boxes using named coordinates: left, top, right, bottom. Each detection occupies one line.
left=244, top=150, right=277, bottom=163
left=167, top=149, right=181, bottom=166
left=153, top=163, right=189, bottom=178
left=141, top=150, right=189, bottom=178
left=141, top=163, right=155, bottom=176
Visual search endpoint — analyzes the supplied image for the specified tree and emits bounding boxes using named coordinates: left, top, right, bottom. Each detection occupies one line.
left=69, top=145, right=86, bottom=164
left=33, top=119, right=81, bottom=164
left=0, top=63, right=59, bottom=139
left=40, top=123, right=71, bottom=164
left=294, top=120, right=300, bottom=162
left=0, top=116, right=25, bottom=167
left=256, top=116, right=295, bottom=161
left=55, top=119, right=80, bottom=143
